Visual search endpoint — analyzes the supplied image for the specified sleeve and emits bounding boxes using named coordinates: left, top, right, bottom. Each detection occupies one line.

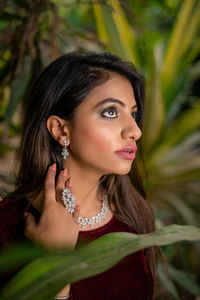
left=0, top=226, right=12, bottom=249
left=0, top=198, right=26, bottom=290
left=0, top=203, right=20, bottom=250
left=0, top=217, right=16, bottom=250
left=0, top=198, right=27, bottom=250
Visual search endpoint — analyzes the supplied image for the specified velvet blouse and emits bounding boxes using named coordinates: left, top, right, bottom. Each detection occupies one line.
left=0, top=197, right=153, bottom=299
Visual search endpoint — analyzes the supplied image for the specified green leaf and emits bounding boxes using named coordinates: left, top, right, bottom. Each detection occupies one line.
left=92, top=2, right=110, bottom=46
left=0, top=241, right=45, bottom=273
left=158, top=262, right=180, bottom=300
left=93, top=0, right=139, bottom=65
left=143, top=41, right=165, bottom=153
left=156, top=191, right=198, bottom=226
left=168, top=264, right=200, bottom=296
left=161, top=0, right=200, bottom=107
left=147, top=108, right=200, bottom=169
left=163, top=101, right=200, bottom=147
left=1, top=224, right=200, bottom=300
left=109, top=0, right=139, bottom=66
left=93, top=2, right=125, bottom=58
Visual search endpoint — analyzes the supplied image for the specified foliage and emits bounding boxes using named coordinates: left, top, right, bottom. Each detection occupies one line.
left=1, top=224, right=200, bottom=300
left=0, top=0, right=200, bottom=299
left=92, top=0, right=200, bottom=298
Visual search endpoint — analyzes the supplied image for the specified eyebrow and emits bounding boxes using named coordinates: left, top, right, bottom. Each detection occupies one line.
left=93, top=98, right=138, bottom=110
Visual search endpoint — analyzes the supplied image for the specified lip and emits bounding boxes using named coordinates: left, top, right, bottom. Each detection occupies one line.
left=117, top=145, right=137, bottom=152
left=115, top=145, right=137, bottom=160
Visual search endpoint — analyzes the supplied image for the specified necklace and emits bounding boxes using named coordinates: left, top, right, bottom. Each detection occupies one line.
left=78, top=189, right=109, bottom=230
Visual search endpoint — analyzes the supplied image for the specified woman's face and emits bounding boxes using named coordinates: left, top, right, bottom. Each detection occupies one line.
left=68, top=72, right=142, bottom=175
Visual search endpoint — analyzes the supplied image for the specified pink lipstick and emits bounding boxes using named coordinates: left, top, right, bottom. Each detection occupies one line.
left=115, top=145, right=137, bottom=160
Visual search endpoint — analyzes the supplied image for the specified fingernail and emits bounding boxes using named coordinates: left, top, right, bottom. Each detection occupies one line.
left=51, top=163, right=56, bottom=171
left=63, top=168, right=68, bottom=177
left=69, top=177, right=72, bottom=187
left=24, top=212, right=29, bottom=218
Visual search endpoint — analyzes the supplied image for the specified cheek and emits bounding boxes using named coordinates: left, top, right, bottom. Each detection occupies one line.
left=82, top=125, right=114, bottom=152
left=71, top=121, right=116, bottom=158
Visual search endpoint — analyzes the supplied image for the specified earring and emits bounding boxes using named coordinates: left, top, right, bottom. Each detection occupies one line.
left=61, top=139, right=69, bottom=159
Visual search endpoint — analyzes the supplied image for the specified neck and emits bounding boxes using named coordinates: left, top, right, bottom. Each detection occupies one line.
left=64, top=159, right=104, bottom=217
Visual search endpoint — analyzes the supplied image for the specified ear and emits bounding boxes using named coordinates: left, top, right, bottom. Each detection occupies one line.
left=46, top=115, right=70, bottom=146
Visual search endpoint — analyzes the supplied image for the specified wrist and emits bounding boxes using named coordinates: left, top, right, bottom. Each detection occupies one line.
left=54, top=294, right=70, bottom=299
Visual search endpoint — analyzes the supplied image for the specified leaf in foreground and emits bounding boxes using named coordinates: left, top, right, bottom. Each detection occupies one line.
left=0, top=224, right=200, bottom=300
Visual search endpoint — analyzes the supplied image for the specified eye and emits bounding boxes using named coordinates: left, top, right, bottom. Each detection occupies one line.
left=101, top=106, right=118, bottom=118
left=131, top=111, right=137, bottom=120
left=132, top=111, right=141, bottom=123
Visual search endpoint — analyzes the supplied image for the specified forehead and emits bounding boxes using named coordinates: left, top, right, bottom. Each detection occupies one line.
left=81, top=72, right=136, bottom=108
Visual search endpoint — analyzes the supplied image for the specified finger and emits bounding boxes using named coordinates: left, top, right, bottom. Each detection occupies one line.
left=24, top=212, right=38, bottom=240
left=64, top=177, right=72, bottom=193
left=58, top=177, right=72, bottom=208
left=73, top=205, right=80, bottom=224
left=43, top=164, right=56, bottom=207
left=56, top=168, right=68, bottom=201
left=68, top=177, right=72, bottom=188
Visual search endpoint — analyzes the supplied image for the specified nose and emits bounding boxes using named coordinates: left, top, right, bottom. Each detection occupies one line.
left=121, top=116, right=142, bottom=142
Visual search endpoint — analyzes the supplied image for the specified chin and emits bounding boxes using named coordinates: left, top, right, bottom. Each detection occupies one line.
left=106, top=164, right=132, bottom=175
left=117, top=160, right=134, bottom=174
left=116, top=168, right=132, bottom=175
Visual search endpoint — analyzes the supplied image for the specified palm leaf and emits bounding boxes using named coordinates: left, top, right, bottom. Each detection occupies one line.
left=161, top=0, right=200, bottom=107
left=143, top=41, right=165, bottom=152
left=93, top=0, right=139, bottom=65
left=167, top=263, right=200, bottom=296
left=162, top=101, right=200, bottom=148
left=158, top=262, right=180, bottom=300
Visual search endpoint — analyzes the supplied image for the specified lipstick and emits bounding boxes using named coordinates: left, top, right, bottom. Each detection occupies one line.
left=115, top=145, right=137, bottom=160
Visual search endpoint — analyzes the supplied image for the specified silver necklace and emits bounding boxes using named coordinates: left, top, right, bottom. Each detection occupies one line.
left=78, top=189, right=109, bottom=230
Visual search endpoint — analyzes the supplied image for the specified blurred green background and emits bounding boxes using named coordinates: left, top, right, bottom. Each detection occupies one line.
left=0, top=0, right=200, bottom=299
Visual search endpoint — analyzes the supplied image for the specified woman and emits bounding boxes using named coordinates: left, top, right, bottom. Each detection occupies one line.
left=0, top=51, right=157, bottom=299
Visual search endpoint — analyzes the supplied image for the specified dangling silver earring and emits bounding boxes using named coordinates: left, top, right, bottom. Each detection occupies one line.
left=61, top=139, right=69, bottom=159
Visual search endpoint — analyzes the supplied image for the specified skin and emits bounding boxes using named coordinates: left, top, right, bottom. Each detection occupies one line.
left=24, top=72, right=142, bottom=297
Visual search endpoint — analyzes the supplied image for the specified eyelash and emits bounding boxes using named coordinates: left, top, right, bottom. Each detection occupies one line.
left=101, top=106, right=140, bottom=121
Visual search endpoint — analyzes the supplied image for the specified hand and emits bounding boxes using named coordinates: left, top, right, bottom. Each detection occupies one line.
left=24, top=163, right=80, bottom=251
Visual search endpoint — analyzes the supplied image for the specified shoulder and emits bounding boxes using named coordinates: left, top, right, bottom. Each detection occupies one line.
left=0, top=197, right=28, bottom=249
left=111, top=215, right=138, bottom=234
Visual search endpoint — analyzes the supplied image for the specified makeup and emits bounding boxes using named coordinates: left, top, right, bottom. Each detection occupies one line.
left=115, top=145, right=137, bottom=160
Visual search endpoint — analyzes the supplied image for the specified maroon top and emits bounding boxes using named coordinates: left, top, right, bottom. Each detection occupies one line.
left=0, top=198, right=153, bottom=299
